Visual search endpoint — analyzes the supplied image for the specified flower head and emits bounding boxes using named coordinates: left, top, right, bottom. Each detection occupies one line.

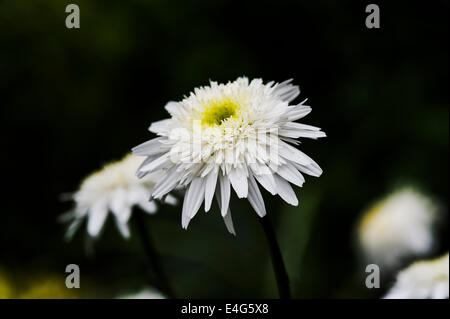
left=62, top=154, right=176, bottom=240
left=133, top=77, right=325, bottom=233
left=384, top=253, right=449, bottom=299
left=358, top=188, right=437, bottom=268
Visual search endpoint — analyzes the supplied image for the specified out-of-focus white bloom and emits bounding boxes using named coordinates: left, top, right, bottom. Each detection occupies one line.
left=117, top=287, right=165, bottom=299
left=384, top=253, right=449, bottom=299
left=358, top=188, right=437, bottom=268
left=133, top=77, right=325, bottom=234
left=62, top=154, right=177, bottom=240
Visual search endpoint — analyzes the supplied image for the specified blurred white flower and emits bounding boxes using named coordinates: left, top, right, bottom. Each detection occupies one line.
left=384, top=253, right=449, bottom=299
left=133, top=77, right=325, bottom=234
left=358, top=188, right=437, bottom=268
left=61, top=154, right=177, bottom=240
left=117, top=287, right=165, bottom=299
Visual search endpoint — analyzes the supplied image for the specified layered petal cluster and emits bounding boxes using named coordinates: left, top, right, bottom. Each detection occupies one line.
left=133, top=77, right=325, bottom=233
left=384, top=253, right=449, bottom=299
left=62, top=154, right=176, bottom=239
left=358, top=188, right=437, bottom=268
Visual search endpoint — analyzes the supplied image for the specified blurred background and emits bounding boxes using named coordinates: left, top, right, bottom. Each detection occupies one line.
left=0, top=0, right=448, bottom=298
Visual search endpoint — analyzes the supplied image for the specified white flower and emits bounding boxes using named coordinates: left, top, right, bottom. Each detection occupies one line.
left=62, top=154, right=177, bottom=240
left=384, top=253, right=449, bottom=299
left=117, top=287, right=165, bottom=299
left=133, top=77, right=325, bottom=233
left=358, top=188, right=437, bottom=268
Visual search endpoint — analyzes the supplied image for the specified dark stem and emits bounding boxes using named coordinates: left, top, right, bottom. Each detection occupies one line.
left=134, top=211, right=175, bottom=299
left=259, top=216, right=291, bottom=299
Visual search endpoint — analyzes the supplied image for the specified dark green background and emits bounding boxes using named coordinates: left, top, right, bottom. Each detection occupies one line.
left=1, top=0, right=448, bottom=298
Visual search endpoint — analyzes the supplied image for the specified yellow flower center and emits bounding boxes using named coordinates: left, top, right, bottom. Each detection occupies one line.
left=201, top=98, right=239, bottom=126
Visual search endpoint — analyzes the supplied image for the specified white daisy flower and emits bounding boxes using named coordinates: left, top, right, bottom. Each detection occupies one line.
left=358, top=188, right=437, bottom=268
left=133, top=77, right=325, bottom=233
left=62, top=154, right=177, bottom=240
left=384, top=253, right=449, bottom=299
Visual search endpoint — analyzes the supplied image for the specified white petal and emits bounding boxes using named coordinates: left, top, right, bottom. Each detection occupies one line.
left=286, top=103, right=312, bottom=121
left=115, top=206, right=132, bottom=224
left=279, top=122, right=326, bottom=139
left=228, top=167, right=248, bottom=198
left=87, top=201, right=108, bottom=237
left=223, top=210, right=236, bottom=235
left=291, top=161, right=323, bottom=177
left=273, top=79, right=300, bottom=102
left=149, top=119, right=171, bottom=134
left=151, top=166, right=182, bottom=199
left=181, top=188, right=191, bottom=229
left=139, top=200, right=158, bottom=214
left=274, top=174, right=298, bottom=206
left=164, top=194, right=178, bottom=205
left=215, top=186, right=236, bottom=235
left=132, top=137, right=164, bottom=156
left=219, top=174, right=231, bottom=217
left=109, top=189, right=129, bottom=222
left=204, top=169, right=219, bottom=212
left=247, top=174, right=266, bottom=217
left=114, top=216, right=131, bottom=239
left=184, top=178, right=205, bottom=219
left=139, top=153, right=170, bottom=173
left=279, top=141, right=313, bottom=166
left=164, top=101, right=181, bottom=115
left=253, top=173, right=277, bottom=195
left=136, top=156, right=158, bottom=178
left=275, top=163, right=305, bottom=187
left=64, top=217, right=83, bottom=241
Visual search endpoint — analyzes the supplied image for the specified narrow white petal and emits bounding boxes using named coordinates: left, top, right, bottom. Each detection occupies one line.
left=291, top=161, right=323, bottom=177
left=181, top=187, right=191, bottom=229
left=115, top=206, right=132, bottom=224
left=114, top=217, right=131, bottom=239
left=139, top=200, right=158, bottom=214
left=275, top=163, right=305, bottom=187
left=283, top=122, right=322, bottom=131
left=274, top=174, right=298, bottom=206
left=229, top=167, right=248, bottom=198
left=223, top=210, right=236, bottom=235
left=149, top=119, right=171, bottom=134
left=64, top=217, right=83, bottom=241
left=87, top=201, right=108, bottom=237
left=204, top=169, right=219, bottom=212
left=219, top=174, right=231, bottom=217
left=136, top=156, right=158, bottom=178
left=185, top=177, right=205, bottom=219
left=253, top=173, right=277, bottom=195
left=247, top=174, right=266, bottom=217
left=287, top=104, right=312, bottom=121
left=151, top=166, right=182, bottom=199
left=273, top=79, right=300, bottom=102
left=139, top=153, right=170, bottom=173
left=164, top=101, right=181, bottom=115
left=164, top=194, right=178, bottom=205
left=279, top=141, right=312, bottom=166
left=215, top=187, right=236, bottom=235
left=132, top=137, right=164, bottom=156
left=279, top=125, right=326, bottom=139
left=109, top=189, right=129, bottom=222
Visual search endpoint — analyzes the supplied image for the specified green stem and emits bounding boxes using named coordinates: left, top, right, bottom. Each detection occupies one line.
left=135, top=211, right=175, bottom=298
left=259, top=216, right=291, bottom=299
